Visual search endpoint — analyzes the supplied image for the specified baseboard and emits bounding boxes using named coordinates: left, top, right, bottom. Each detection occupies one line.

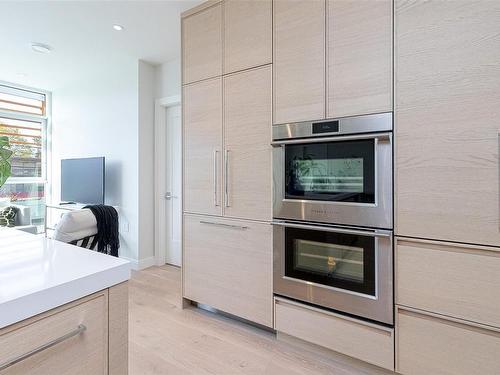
left=121, top=256, right=155, bottom=271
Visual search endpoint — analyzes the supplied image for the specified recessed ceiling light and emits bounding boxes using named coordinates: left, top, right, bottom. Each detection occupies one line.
left=113, top=25, right=124, bottom=31
left=31, top=43, right=52, bottom=54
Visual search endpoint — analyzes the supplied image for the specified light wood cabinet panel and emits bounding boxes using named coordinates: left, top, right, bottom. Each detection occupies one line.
left=397, top=308, right=500, bottom=375
left=183, top=78, right=223, bottom=216
left=395, top=0, right=500, bottom=246
left=183, top=214, right=273, bottom=327
left=108, top=283, right=128, bottom=375
left=396, top=238, right=500, bottom=329
left=327, top=0, right=392, bottom=118
left=223, top=0, right=272, bottom=74
left=273, top=0, right=325, bottom=124
left=0, top=293, right=108, bottom=375
left=275, top=298, right=394, bottom=371
left=182, top=3, right=222, bottom=84
left=223, top=65, right=272, bottom=221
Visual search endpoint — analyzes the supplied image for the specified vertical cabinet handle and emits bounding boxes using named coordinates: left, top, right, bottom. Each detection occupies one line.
left=224, top=149, right=230, bottom=208
left=213, top=150, right=219, bottom=207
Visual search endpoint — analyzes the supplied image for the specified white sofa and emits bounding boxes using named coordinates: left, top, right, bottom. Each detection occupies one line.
left=0, top=201, right=38, bottom=234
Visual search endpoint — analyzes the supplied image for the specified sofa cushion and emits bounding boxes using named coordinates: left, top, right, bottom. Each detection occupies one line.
left=53, top=209, right=97, bottom=243
left=0, top=206, right=18, bottom=227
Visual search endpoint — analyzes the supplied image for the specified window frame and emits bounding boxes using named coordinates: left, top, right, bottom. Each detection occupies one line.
left=0, top=81, right=51, bottom=202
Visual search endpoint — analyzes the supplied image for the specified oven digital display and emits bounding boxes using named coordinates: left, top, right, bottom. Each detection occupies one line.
left=312, top=121, right=339, bottom=134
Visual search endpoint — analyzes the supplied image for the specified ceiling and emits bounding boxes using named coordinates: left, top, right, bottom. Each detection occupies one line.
left=0, top=0, right=201, bottom=91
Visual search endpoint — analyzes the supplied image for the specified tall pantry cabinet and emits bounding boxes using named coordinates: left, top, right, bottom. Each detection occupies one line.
left=395, top=1, right=500, bottom=374
left=181, top=0, right=273, bottom=327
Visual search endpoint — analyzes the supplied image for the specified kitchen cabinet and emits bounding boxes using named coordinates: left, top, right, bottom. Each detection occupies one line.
left=182, top=2, right=222, bottom=84
left=397, top=307, right=500, bottom=375
left=0, top=284, right=128, bottom=375
left=396, top=238, right=500, bottom=329
left=273, top=0, right=325, bottom=124
left=183, top=214, right=273, bottom=327
left=395, top=0, right=500, bottom=246
left=223, top=65, right=272, bottom=221
left=327, top=0, right=392, bottom=118
left=275, top=297, right=394, bottom=371
left=223, top=0, right=272, bottom=74
left=183, top=77, right=223, bottom=216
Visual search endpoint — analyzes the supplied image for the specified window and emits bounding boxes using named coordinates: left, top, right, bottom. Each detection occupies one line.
left=0, top=84, right=48, bottom=233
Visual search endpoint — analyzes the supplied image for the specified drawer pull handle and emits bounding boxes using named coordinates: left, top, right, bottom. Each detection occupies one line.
left=0, top=324, right=87, bottom=371
left=199, top=220, right=248, bottom=230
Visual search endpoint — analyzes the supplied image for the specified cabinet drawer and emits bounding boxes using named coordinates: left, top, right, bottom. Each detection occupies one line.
left=274, top=298, right=394, bottom=371
left=397, top=308, right=500, bottom=375
left=0, top=293, right=108, bottom=375
left=396, top=238, right=500, bottom=328
left=183, top=214, right=273, bottom=327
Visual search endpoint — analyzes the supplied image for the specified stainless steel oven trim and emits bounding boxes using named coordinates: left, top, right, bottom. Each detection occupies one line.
left=281, top=276, right=379, bottom=300
left=273, top=112, right=392, bottom=141
left=273, top=221, right=393, bottom=325
left=271, top=220, right=391, bottom=237
left=273, top=133, right=392, bottom=228
left=271, top=132, right=391, bottom=146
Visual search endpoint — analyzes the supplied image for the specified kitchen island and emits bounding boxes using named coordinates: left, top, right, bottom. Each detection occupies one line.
left=0, top=228, right=130, bottom=374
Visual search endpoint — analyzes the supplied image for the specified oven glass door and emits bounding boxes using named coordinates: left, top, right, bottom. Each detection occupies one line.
left=285, top=139, right=375, bottom=203
left=285, top=226, right=376, bottom=296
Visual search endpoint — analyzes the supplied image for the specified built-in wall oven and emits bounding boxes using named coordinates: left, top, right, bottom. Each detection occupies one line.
left=272, top=113, right=394, bottom=325
left=273, top=220, right=393, bottom=325
left=272, top=113, right=393, bottom=229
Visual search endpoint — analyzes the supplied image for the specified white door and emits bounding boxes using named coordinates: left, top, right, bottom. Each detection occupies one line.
left=165, top=104, right=182, bottom=266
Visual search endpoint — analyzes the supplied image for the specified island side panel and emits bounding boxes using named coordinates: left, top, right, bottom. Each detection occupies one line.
left=108, top=282, right=129, bottom=375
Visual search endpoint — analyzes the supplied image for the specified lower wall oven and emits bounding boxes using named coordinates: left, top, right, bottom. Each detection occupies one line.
left=273, top=220, right=393, bottom=325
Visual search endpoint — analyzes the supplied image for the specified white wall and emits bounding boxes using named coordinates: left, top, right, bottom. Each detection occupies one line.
left=51, top=60, right=139, bottom=262
left=155, top=58, right=181, bottom=99
left=51, top=58, right=177, bottom=268
left=138, top=60, right=156, bottom=265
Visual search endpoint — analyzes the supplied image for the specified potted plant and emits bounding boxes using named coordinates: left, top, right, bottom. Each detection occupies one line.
left=0, top=136, right=12, bottom=188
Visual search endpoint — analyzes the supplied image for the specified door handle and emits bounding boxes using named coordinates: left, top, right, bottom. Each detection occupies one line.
left=199, top=220, right=248, bottom=230
left=213, top=149, right=219, bottom=207
left=224, top=149, right=229, bottom=208
left=0, top=324, right=87, bottom=371
left=164, top=192, right=177, bottom=200
left=271, top=220, right=392, bottom=238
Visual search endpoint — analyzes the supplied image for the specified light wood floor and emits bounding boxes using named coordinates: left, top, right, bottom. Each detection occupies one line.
left=129, top=265, right=392, bottom=375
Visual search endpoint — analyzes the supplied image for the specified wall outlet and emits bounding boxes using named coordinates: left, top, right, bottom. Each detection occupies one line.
left=120, top=220, right=129, bottom=233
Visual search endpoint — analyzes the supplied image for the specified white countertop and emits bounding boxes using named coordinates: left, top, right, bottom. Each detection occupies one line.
left=0, top=228, right=130, bottom=329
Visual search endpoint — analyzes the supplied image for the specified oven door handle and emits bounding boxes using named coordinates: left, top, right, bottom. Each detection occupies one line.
left=271, top=221, right=392, bottom=238
left=271, top=132, right=391, bottom=146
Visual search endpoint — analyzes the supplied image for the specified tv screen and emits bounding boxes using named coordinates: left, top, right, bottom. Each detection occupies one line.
left=61, top=157, right=105, bottom=205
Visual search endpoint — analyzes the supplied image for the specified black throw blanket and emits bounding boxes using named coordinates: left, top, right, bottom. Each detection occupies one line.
left=83, top=205, right=120, bottom=257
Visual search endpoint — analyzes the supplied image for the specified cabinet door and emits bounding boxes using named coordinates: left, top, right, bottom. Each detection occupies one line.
left=396, top=0, right=500, bottom=246
left=327, top=0, right=392, bottom=118
left=223, top=65, right=272, bottom=221
left=223, top=0, right=272, bottom=74
left=182, top=3, right=222, bottom=84
left=183, top=78, right=223, bottom=216
left=273, top=0, right=325, bottom=124
left=183, top=214, right=273, bottom=327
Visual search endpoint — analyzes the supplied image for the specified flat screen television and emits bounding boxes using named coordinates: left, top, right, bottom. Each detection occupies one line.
left=61, top=157, right=105, bottom=205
